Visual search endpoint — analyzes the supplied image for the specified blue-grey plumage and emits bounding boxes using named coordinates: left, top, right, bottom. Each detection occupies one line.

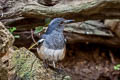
left=37, top=18, right=74, bottom=67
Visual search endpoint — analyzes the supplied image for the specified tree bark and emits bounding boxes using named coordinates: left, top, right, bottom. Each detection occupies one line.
left=1, top=0, right=120, bottom=21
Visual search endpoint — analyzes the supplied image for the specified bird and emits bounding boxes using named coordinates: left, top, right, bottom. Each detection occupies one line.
left=37, top=18, right=74, bottom=68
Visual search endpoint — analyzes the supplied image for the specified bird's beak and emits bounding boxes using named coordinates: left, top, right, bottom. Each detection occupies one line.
left=63, top=19, right=75, bottom=24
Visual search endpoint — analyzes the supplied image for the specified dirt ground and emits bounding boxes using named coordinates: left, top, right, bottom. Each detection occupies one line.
left=13, top=33, right=120, bottom=80
left=59, top=43, right=120, bottom=80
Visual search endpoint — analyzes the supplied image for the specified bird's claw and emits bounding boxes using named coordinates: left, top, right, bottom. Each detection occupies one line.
left=43, top=60, right=49, bottom=69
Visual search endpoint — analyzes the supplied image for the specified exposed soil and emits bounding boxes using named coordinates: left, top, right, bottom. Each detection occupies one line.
left=60, top=43, right=120, bottom=80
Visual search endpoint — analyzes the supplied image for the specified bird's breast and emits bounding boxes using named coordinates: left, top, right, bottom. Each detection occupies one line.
left=37, top=45, right=66, bottom=62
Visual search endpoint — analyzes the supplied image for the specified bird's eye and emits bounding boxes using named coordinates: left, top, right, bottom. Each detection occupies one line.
left=60, top=21, right=64, bottom=24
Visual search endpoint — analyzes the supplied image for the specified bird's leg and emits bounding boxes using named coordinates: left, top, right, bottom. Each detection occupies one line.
left=42, top=59, right=49, bottom=79
left=52, top=62, right=67, bottom=79
left=43, top=59, right=49, bottom=69
left=53, top=61, right=56, bottom=68
left=52, top=61, right=59, bottom=80
left=52, top=62, right=64, bottom=74
left=56, top=65, right=65, bottom=74
left=52, top=61, right=62, bottom=73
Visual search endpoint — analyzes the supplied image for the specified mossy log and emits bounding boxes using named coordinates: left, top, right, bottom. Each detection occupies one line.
left=9, top=47, right=70, bottom=80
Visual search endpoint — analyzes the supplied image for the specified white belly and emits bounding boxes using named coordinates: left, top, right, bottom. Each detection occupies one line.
left=37, top=45, right=66, bottom=62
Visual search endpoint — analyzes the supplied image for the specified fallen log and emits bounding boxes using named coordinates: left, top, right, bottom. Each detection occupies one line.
left=1, top=0, right=120, bottom=22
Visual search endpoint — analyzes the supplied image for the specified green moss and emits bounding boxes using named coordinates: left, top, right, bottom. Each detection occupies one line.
left=10, top=47, right=69, bottom=80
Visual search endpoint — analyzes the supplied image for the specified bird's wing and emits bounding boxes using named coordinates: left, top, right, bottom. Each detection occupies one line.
left=64, top=38, right=67, bottom=43
left=37, top=38, right=45, bottom=51
left=37, top=34, right=47, bottom=48
left=38, top=34, right=47, bottom=43
left=38, top=39, right=45, bottom=43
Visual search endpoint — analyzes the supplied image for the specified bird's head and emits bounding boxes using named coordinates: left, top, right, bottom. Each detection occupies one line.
left=45, top=18, right=74, bottom=34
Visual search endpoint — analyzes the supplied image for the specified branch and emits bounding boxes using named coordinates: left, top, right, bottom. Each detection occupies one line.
left=65, top=32, right=120, bottom=47
left=21, top=0, right=120, bottom=20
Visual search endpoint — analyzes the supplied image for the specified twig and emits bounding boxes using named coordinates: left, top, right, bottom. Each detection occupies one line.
left=0, top=11, right=3, bottom=18
left=31, top=29, right=37, bottom=43
left=28, top=42, right=38, bottom=50
left=109, top=51, right=116, bottom=64
left=28, top=29, right=39, bottom=50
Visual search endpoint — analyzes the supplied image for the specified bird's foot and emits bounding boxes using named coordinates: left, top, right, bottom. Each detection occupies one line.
left=43, top=60, right=49, bottom=70
left=55, top=67, right=66, bottom=74
left=52, top=63, right=66, bottom=75
left=52, top=67, right=68, bottom=80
